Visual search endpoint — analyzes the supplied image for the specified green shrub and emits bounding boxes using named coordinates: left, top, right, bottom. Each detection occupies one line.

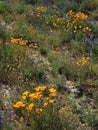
left=93, top=45, right=98, bottom=61
left=4, top=14, right=14, bottom=23
left=91, top=10, right=98, bottom=20
left=5, top=125, right=13, bottom=130
left=0, top=44, right=13, bottom=84
left=59, top=105, right=80, bottom=130
left=0, top=26, right=7, bottom=40
left=11, top=21, right=34, bottom=39
left=14, top=4, right=26, bottom=14
left=40, top=46, right=48, bottom=56
left=46, top=31, right=64, bottom=47
left=94, top=92, right=98, bottom=107
left=19, top=0, right=42, bottom=5
left=65, top=1, right=79, bottom=12
left=81, top=0, right=98, bottom=11
left=32, top=106, right=63, bottom=130
left=80, top=110, right=98, bottom=129
left=23, top=66, right=45, bottom=83
left=0, top=2, right=12, bottom=13
left=70, top=40, right=86, bottom=56
left=75, top=0, right=83, bottom=4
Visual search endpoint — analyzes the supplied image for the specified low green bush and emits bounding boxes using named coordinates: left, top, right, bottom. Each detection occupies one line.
left=59, top=105, right=80, bottom=130
left=11, top=20, right=34, bottom=39
left=0, top=2, right=12, bottom=13
left=81, top=0, right=98, bottom=11
left=19, top=0, right=42, bottom=5
left=0, top=44, right=13, bottom=84
left=40, top=46, right=48, bottom=56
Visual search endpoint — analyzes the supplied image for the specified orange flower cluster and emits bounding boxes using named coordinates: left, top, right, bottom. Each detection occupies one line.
left=27, top=103, right=35, bottom=111
left=13, top=86, right=57, bottom=115
left=36, top=108, right=43, bottom=114
left=49, top=88, right=57, bottom=96
left=66, top=10, right=88, bottom=20
left=76, top=57, right=90, bottom=66
left=46, top=10, right=92, bottom=36
left=66, top=10, right=75, bottom=16
left=75, top=12, right=88, bottom=20
left=83, top=26, right=92, bottom=32
left=44, top=96, right=55, bottom=107
left=52, top=22, right=58, bottom=28
left=65, top=10, right=92, bottom=36
left=22, top=91, right=30, bottom=100
left=46, top=15, right=65, bottom=30
left=10, top=38, right=39, bottom=48
left=10, top=38, right=26, bottom=45
left=36, top=6, right=47, bottom=13
left=13, top=101, right=25, bottom=108
left=35, top=6, right=47, bottom=18
left=73, top=25, right=92, bottom=34
left=29, top=92, right=42, bottom=99
left=34, top=86, right=46, bottom=91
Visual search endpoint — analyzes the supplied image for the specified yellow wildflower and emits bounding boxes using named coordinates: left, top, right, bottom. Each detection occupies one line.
left=40, top=86, right=46, bottom=91
left=45, top=97, right=49, bottom=101
left=29, top=92, right=42, bottom=99
left=52, top=22, right=58, bottom=28
left=49, top=99, right=55, bottom=104
left=49, top=88, right=56, bottom=93
left=13, top=101, right=25, bottom=108
left=36, top=108, right=43, bottom=114
left=23, top=91, right=29, bottom=96
left=74, top=26, right=77, bottom=29
left=27, top=103, right=34, bottom=111
left=74, top=30, right=77, bottom=33
left=66, top=10, right=75, bottom=16
left=20, top=117, right=24, bottom=123
left=76, top=61, right=79, bottom=65
left=22, top=95, right=26, bottom=100
left=44, top=102, right=48, bottom=107
left=85, top=26, right=89, bottom=30
left=34, top=87, right=41, bottom=91
left=79, top=25, right=82, bottom=29
left=34, top=86, right=46, bottom=91
left=49, top=88, right=57, bottom=96
left=50, top=92, right=56, bottom=96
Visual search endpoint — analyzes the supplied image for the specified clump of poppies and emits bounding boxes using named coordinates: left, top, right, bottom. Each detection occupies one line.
left=13, top=86, right=57, bottom=115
